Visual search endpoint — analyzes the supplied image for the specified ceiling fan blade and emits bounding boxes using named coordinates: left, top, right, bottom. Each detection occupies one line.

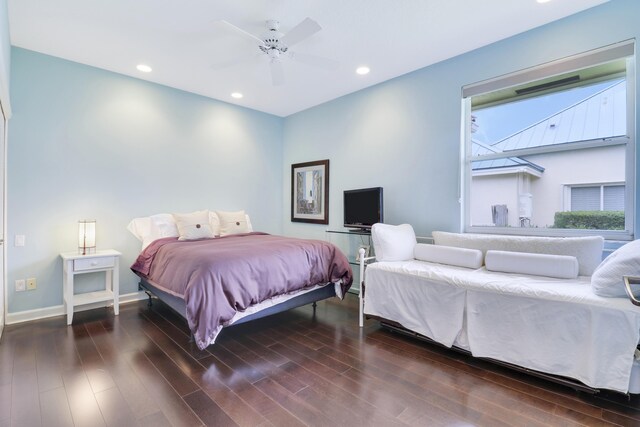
left=217, top=20, right=265, bottom=46
left=270, top=60, right=285, bottom=86
left=280, top=17, right=321, bottom=47
left=289, top=52, right=339, bottom=70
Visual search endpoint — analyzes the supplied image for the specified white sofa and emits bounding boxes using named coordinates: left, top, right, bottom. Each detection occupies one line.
left=363, top=225, right=640, bottom=394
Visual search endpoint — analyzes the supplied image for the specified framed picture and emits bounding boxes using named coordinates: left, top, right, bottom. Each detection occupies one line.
left=291, top=159, right=329, bottom=224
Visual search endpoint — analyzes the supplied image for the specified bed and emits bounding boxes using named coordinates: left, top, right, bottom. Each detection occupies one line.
left=128, top=212, right=352, bottom=349
left=362, top=226, right=640, bottom=394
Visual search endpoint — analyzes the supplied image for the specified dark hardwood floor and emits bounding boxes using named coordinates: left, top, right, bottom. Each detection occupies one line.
left=1, top=293, right=640, bottom=426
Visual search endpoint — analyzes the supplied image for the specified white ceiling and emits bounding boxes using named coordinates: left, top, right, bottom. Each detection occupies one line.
left=8, top=0, right=609, bottom=117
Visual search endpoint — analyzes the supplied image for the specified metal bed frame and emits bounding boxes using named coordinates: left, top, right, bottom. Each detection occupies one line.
left=137, top=276, right=338, bottom=329
left=624, top=276, right=640, bottom=306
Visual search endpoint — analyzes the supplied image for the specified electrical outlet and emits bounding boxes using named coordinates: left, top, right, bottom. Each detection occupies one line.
left=15, top=279, right=26, bottom=292
left=26, top=278, right=37, bottom=290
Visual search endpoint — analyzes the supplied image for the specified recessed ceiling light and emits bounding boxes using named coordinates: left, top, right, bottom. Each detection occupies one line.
left=536, top=0, right=551, bottom=3
left=231, top=92, right=243, bottom=99
left=356, top=66, right=370, bottom=75
left=136, top=64, right=152, bottom=73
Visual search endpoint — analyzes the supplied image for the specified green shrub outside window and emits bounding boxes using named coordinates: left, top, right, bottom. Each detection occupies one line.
left=553, top=211, right=625, bottom=230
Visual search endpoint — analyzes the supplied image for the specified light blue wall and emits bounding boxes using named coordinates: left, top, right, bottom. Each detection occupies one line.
left=282, top=0, right=640, bottom=241
left=7, top=0, right=640, bottom=315
left=8, top=48, right=283, bottom=312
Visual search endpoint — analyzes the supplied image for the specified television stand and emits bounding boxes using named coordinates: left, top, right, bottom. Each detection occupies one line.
left=325, top=228, right=376, bottom=291
left=327, top=228, right=370, bottom=236
left=349, top=229, right=371, bottom=234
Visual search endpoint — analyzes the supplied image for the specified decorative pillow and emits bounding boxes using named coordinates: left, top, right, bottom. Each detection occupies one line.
left=216, top=210, right=250, bottom=236
left=432, top=231, right=603, bottom=276
left=209, top=211, right=253, bottom=236
left=371, top=223, right=416, bottom=262
left=485, top=250, right=579, bottom=279
left=414, top=243, right=483, bottom=269
left=592, top=240, right=640, bottom=297
left=173, top=210, right=215, bottom=241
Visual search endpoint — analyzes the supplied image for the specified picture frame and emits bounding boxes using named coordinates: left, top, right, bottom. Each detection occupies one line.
left=291, top=159, right=329, bottom=224
left=355, top=244, right=370, bottom=262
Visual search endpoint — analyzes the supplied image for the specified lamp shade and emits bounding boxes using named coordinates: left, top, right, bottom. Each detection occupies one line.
left=78, top=220, right=96, bottom=255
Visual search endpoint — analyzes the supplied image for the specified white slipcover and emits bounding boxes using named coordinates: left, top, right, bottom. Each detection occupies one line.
left=485, top=250, right=579, bottom=279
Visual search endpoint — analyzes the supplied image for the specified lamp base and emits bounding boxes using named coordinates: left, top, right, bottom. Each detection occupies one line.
left=79, top=247, right=96, bottom=255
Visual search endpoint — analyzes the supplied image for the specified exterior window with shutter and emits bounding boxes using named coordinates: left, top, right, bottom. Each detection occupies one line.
left=569, top=184, right=624, bottom=212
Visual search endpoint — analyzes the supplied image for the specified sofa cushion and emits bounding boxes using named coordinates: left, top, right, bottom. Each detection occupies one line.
left=372, top=223, right=416, bottom=262
left=432, top=231, right=603, bottom=276
left=485, top=250, right=579, bottom=279
left=414, top=243, right=483, bottom=269
left=592, top=239, right=640, bottom=297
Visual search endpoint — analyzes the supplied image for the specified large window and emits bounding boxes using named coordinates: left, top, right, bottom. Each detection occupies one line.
left=462, top=40, right=635, bottom=239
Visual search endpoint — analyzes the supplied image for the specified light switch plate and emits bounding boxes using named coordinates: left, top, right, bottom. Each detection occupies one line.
left=14, top=235, right=25, bottom=247
left=15, top=279, right=25, bottom=292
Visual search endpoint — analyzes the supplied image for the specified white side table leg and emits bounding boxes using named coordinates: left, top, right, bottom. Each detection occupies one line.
left=64, top=260, right=74, bottom=325
left=358, top=248, right=365, bottom=328
left=113, top=258, right=119, bottom=316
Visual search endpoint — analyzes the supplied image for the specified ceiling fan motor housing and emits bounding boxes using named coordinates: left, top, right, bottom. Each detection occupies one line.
left=261, top=19, right=287, bottom=58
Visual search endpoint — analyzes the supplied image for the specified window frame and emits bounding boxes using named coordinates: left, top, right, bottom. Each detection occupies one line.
left=460, top=40, right=636, bottom=240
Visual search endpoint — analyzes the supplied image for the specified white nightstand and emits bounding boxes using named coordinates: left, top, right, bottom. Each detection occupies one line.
left=60, top=249, right=121, bottom=325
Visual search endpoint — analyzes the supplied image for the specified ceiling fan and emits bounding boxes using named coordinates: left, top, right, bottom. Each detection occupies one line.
left=215, top=17, right=337, bottom=86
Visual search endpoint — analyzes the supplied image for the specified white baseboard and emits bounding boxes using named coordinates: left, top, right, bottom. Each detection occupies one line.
left=5, top=291, right=148, bottom=325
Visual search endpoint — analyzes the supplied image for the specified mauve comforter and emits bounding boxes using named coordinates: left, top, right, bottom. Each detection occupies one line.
left=131, top=232, right=352, bottom=349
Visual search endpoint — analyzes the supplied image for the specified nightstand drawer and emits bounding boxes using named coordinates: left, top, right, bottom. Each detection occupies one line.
left=73, top=256, right=115, bottom=272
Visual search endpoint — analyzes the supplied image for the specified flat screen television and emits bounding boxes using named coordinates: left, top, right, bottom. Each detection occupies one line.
left=343, top=187, right=383, bottom=230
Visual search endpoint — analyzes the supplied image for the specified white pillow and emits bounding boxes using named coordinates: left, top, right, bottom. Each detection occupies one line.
left=432, top=231, right=603, bottom=276
left=592, top=240, right=640, bottom=297
left=129, top=210, right=255, bottom=250
left=209, top=211, right=253, bottom=236
left=127, top=217, right=151, bottom=242
left=149, top=213, right=179, bottom=238
left=414, top=243, right=483, bottom=269
left=485, top=250, right=579, bottom=279
left=128, top=214, right=178, bottom=249
left=371, top=223, right=416, bottom=262
left=173, top=210, right=215, bottom=241
left=216, top=210, right=250, bottom=236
